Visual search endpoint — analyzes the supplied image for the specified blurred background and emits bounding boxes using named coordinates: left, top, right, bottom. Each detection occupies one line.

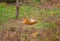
left=0, top=0, right=60, bottom=41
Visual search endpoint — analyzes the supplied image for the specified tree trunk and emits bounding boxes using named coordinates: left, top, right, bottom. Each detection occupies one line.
left=16, top=0, right=19, bottom=19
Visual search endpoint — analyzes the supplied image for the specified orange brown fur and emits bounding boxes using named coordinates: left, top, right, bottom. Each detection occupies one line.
left=23, top=18, right=37, bottom=25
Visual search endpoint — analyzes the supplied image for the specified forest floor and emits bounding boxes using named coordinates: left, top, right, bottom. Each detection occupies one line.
left=0, top=3, right=60, bottom=41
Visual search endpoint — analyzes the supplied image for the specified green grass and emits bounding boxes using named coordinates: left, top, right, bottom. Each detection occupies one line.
left=0, top=3, right=15, bottom=23
left=0, top=2, right=60, bottom=41
left=0, top=3, right=60, bottom=29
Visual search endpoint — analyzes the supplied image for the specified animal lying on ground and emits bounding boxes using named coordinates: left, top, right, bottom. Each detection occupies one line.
left=23, top=18, right=37, bottom=25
